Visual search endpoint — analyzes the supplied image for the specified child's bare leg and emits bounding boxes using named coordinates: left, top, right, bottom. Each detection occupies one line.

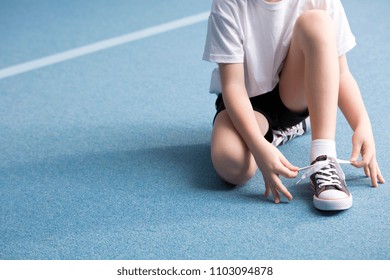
left=211, top=110, right=269, bottom=185
left=278, top=11, right=353, bottom=210
left=279, top=10, right=339, bottom=141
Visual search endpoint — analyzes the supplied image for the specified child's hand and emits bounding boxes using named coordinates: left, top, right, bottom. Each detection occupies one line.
left=350, top=125, right=385, bottom=187
left=254, top=143, right=299, bottom=203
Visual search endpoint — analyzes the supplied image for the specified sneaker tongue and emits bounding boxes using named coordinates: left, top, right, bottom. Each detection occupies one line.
left=315, top=156, right=338, bottom=177
left=311, top=155, right=328, bottom=165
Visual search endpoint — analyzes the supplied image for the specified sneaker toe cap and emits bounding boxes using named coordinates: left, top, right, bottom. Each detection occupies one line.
left=318, top=189, right=348, bottom=200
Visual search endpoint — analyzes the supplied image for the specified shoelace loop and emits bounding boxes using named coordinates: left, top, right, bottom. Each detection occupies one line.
left=296, top=157, right=351, bottom=187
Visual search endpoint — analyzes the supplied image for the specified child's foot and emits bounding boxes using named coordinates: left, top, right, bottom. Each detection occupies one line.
left=309, top=155, right=352, bottom=211
left=272, top=117, right=310, bottom=147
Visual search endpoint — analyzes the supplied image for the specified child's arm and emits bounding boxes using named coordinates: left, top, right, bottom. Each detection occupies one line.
left=219, top=63, right=298, bottom=203
left=338, top=55, right=385, bottom=187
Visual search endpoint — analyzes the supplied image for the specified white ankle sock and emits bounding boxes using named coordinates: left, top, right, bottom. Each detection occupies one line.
left=310, top=139, right=337, bottom=163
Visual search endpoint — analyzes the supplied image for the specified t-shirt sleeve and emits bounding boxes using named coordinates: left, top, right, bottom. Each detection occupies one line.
left=331, top=0, right=356, bottom=56
left=202, top=3, right=244, bottom=63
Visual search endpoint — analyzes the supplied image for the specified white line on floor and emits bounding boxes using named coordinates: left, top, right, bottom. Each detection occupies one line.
left=0, top=11, right=209, bottom=80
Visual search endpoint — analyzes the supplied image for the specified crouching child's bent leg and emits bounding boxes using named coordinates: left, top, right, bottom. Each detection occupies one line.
left=211, top=110, right=269, bottom=186
left=279, top=10, right=352, bottom=210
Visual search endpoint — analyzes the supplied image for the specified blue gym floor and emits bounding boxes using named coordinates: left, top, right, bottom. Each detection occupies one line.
left=0, top=0, right=389, bottom=260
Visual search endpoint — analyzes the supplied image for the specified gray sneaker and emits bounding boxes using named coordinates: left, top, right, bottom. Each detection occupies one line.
left=309, top=155, right=352, bottom=211
left=272, top=117, right=310, bottom=147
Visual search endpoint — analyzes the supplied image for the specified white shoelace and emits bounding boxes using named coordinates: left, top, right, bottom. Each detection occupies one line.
left=296, top=157, right=351, bottom=188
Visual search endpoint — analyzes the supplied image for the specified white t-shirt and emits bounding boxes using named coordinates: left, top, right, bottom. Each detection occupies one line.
left=203, top=0, right=356, bottom=97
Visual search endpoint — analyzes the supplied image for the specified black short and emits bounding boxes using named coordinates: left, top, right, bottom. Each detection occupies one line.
left=214, top=84, right=309, bottom=143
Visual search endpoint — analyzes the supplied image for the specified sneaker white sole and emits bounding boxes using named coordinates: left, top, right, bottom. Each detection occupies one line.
left=313, top=194, right=353, bottom=211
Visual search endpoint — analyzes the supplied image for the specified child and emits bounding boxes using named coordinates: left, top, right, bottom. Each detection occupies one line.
left=203, top=0, right=385, bottom=211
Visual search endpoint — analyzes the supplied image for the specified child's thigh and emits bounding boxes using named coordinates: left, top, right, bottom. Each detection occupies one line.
left=279, top=10, right=338, bottom=113
left=278, top=32, right=307, bottom=113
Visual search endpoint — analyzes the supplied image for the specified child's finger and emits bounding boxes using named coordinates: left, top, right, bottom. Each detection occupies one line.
left=364, top=165, right=370, bottom=177
left=272, top=175, right=293, bottom=201
left=264, top=184, right=271, bottom=197
left=278, top=166, right=298, bottom=178
left=269, top=184, right=280, bottom=204
left=350, top=142, right=362, bottom=163
left=369, top=164, right=378, bottom=187
left=377, top=171, right=385, bottom=184
left=369, top=160, right=385, bottom=187
left=361, top=145, right=375, bottom=167
left=279, top=154, right=299, bottom=171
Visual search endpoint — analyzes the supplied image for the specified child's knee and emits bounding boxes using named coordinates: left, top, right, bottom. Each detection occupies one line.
left=218, top=165, right=256, bottom=186
left=295, top=10, right=336, bottom=45
left=296, top=10, right=333, bottom=29
left=211, top=146, right=256, bottom=186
